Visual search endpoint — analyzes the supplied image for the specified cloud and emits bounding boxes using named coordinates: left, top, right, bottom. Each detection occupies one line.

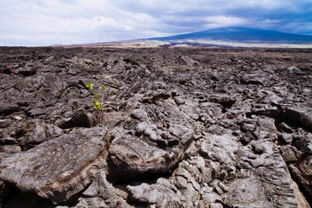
left=0, top=0, right=311, bottom=46
left=204, top=16, right=248, bottom=29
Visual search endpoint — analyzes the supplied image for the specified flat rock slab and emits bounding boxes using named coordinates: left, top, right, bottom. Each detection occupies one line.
left=0, top=127, right=107, bottom=204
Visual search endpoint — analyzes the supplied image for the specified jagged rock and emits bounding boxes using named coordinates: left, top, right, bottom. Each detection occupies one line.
left=280, top=133, right=294, bottom=144
left=173, top=156, right=214, bottom=189
left=127, top=178, right=186, bottom=207
left=0, top=136, right=16, bottom=145
left=0, top=103, right=20, bottom=116
left=202, top=191, right=221, bottom=204
left=73, top=169, right=132, bottom=208
left=293, top=133, right=312, bottom=154
left=0, top=47, right=311, bottom=208
left=287, top=66, right=303, bottom=74
left=169, top=152, right=222, bottom=207
left=0, top=127, right=107, bottom=204
left=0, top=119, right=64, bottom=152
left=240, top=71, right=268, bottom=85
left=0, top=144, right=21, bottom=154
left=130, top=109, right=149, bottom=122
left=224, top=174, right=275, bottom=208
left=58, top=110, right=96, bottom=129
left=280, top=146, right=299, bottom=162
left=279, top=122, right=294, bottom=133
left=108, top=131, right=171, bottom=180
left=289, top=158, right=312, bottom=205
left=255, top=145, right=301, bottom=208
left=208, top=93, right=236, bottom=109
left=210, top=203, right=223, bottom=208
left=288, top=172, right=311, bottom=208
left=278, top=105, right=312, bottom=132
left=12, top=64, right=37, bottom=76
left=27, top=121, right=63, bottom=146
left=199, top=133, right=239, bottom=166
left=108, top=99, right=194, bottom=182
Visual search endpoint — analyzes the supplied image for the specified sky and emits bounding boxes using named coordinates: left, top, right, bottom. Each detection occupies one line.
left=0, top=0, right=312, bottom=46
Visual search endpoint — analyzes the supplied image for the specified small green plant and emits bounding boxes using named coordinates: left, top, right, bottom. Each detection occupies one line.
left=85, top=83, right=94, bottom=90
left=85, top=83, right=106, bottom=111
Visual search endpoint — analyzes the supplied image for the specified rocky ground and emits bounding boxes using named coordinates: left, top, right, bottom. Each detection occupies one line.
left=0, top=47, right=311, bottom=208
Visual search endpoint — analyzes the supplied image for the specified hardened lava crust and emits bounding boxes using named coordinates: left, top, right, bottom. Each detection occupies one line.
left=0, top=47, right=311, bottom=208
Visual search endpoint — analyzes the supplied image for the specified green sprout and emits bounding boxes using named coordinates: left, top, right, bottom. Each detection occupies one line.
left=99, top=85, right=106, bottom=90
left=93, top=99, right=104, bottom=111
left=85, top=83, right=106, bottom=111
left=85, top=83, right=94, bottom=90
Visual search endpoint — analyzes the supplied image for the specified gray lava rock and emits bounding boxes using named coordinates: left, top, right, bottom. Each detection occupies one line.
left=279, top=105, right=312, bottom=132
left=224, top=174, right=275, bottom=208
left=241, top=71, right=268, bottom=85
left=287, top=66, right=303, bottom=74
left=130, top=109, right=148, bottom=121
left=208, top=93, right=236, bottom=109
left=127, top=178, right=186, bottom=208
left=0, top=47, right=311, bottom=208
left=58, top=110, right=96, bottom=129
left=0, top=127, right=107, bottom=204
left=13, top=65, right=37, bottom=76
left=74, top=169, right=131, bottom=208
left=108, top=99, right=194, bottom=182
left=108, top=131, right=173, bottom=179
left=27, top=121, right=63, bottom=145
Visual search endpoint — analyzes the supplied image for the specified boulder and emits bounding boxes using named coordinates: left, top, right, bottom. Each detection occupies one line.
left=0, top=127, right=107, bottom=204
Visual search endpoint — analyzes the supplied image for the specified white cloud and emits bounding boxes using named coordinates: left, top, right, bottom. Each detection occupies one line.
left=0, top=0, right=170, bottom=45
left=0, top=0, right=310, bottom=45
left=204, top=16, right=248, bottom=29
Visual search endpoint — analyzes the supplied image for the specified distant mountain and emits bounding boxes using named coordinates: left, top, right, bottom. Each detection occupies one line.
left=149, top=27, right=312, bottom=44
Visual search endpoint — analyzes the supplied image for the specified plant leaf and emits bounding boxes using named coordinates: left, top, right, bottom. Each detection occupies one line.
left=85, top=83, right=94, bottom=90
left=94, top=93, right=103, bottom=100
left=94, top=99, right=104, bottom=110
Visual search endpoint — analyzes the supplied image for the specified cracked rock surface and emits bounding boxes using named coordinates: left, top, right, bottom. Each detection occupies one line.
left=0, top=47, right=311, bottom=208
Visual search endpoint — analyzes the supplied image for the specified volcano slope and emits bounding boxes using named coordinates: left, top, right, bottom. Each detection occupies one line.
left=0, top=47, right=311, bottom=208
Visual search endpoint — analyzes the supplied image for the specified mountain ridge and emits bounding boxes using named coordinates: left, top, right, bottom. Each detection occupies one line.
left=148, top=27, right=312, bottom=44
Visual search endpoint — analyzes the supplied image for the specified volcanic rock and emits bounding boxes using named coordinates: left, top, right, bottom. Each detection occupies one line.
left=0, top=47, right=311, bottom=208
left=0, top=127, right=107, bottom=204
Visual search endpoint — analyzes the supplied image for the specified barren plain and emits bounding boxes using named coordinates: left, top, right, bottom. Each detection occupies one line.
left=0, top=47, right=311, bottom=208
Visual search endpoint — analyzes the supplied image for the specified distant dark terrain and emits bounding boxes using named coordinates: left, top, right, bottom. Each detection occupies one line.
left=60, top=27, right=312, bottom=49
left=149, top=27, right=312, bottom=44
left=0, top=47, right=311, bottom=208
